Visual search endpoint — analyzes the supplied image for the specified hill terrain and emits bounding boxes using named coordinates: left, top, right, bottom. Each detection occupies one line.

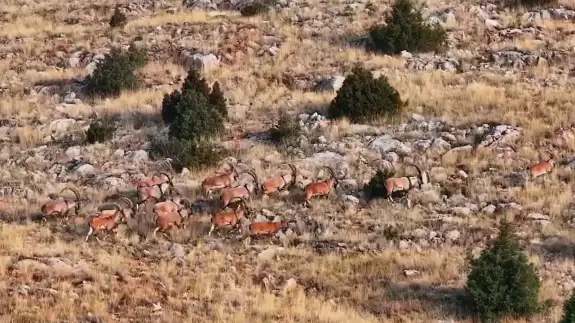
left=2, top=0, right=575, bottom=322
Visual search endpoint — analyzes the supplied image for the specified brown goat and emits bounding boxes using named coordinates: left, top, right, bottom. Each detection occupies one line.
left=201, top=163, right=239, bottom=196
left=260, top=164, right=297, bottom=196
left=208, top=197, right=250, bottom=236
left=220, top=170, right=259, bottom=208
left=85, top=204, right=125, bottom=242
left=134, top=172, right=173, bottom=188
left=40, top=188, right=82, bottom=220
left=384, top=163, right=429, bottom=203
left=152, top=209, right=190, bottom=238
left=527, top=150, right=555, bottom=183
left=303, top=166, right=345, bottom=207
left=247, top=221, right=289, bottom=236
left=135, top=182, right=171, bottom=210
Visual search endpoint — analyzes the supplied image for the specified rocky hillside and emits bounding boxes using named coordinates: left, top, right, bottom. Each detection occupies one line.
left=1, top=0, right=575, bottom=321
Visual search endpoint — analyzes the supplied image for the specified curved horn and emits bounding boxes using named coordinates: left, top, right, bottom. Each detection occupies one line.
left=237, top=196, right=248, bottom=210
left=117, top=197, right=134, bottom=210
left=229, top=163, right=238, bottom=177
left=406, top=163, right=426, bottom=184
left=322, top=166, right=336, bottom=179
left=244, top=170, right=259, bottom=186
left=181, top=197, right=192, bottom=207
left=544, top=148, right=556, bottom=161
left=170, top=186, right=182, bottom=197
left=154, top=172, right=173, bottom=186
left=288, top=163, right=297, bottom=187
left=60, top=187, right=82, bottom=212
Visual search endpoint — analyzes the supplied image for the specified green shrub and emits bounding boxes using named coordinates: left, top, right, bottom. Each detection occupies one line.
left=240, top=2, right=270, bottom=16
left=161, top=68, right=227, bottom=140
left=149, top=136, right=224, bottom=171
left=109, top=6, right=127, bottom=28
left=464, top=219, right=542, bottom=323
left=127, top=43, right=148, bottom=69
left=84, top=47, right=147, bottom=98
left=560, top=292, right=575, bottom=323
left=363, top=169, right=394, bottom=200
left=269, top=112, right=302, bottom=145
left=167, top=89, right=224, bottom=140
left=328, top=65, right=406, bottom=123
left=86, top=119, right=116, bottom=144
left=208, top=81, right=228, bottom=120
left=369, top=0, right=447, bottom=55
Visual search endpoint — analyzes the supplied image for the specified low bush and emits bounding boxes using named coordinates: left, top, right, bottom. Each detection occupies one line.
left=369, top=0, right=447, bottom=55
left=328, top=65, right=406, bottom=123
left=84, top=46, right=147, bottom=98
left=240, top=2, right=270, bottom=16
left=560, top=292, right=575, bottom=323
left=109, top=6, right=127, bottom=28
left=161, top=68, right=227, bottom=140
left=363, top=169, right=394, bottom=200
left=149, top=136, right=224, bottom=171
left=269, top=112, right=302, bottom=145
left=464, top=219, right=542, bottom=322
left=86, top=119, right=116, bottom=144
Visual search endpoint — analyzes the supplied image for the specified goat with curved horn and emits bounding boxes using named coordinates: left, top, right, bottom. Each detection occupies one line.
left=220, top=171, right=259, bottom=208
left=383, top=163, right=429, bottom=204
left=201, top=163, right=239, bottom=197
left=303, top=165, right=343, bottom=207
left=208, top=197, right=250, bottom=237
left=260, top=163, right=299, bottom=196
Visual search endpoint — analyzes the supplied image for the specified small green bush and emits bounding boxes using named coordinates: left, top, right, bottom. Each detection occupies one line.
left=86, top=120, right=116, bottom=144
left=240, top=2, right=270, bottom=16
left=560, top=292, right=575, bottom=323
left=161, top=68, right=227, bottom=140
left=464, top=219, right=542, bottom=323
left=363, top=169, right=394, bottom=200
left=109, top=6, right=127, bottom=28
left=369, top=0, right=447, bottom=55
left=328, top=65, right=406, bottom=123
left=167, top=89, right=224, bottom=140
left=149, top=136, right=224, bottom=171
left=84, top=47, right=147, bottom=98
left=269, top=112, right=302, bottom=145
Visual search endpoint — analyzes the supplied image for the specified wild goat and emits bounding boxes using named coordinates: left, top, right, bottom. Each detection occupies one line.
left=201, top=163, right=239, bottom=196
left=303, top=166, right=345, bottom=207
left=40, top=188, right=82, bottom=220
left=260, top=164, right=297, bottom=196
left=220, top=170, right=259, bottom=208
left=384, top=163, right=429, bottom=203
left=134, top=172, right=173, bottom=189
left=85, top=203, right=126, bottom=242
left=526, top=150, right=555, bottom=183
left=246, top=221, right=289, bottom=236
left=135, top=182, right=172, bottom=210
left=98, top=197, right=136, bottom=219
left=208, top=197, right=250, bottom=237
left=152, top=187, right=192, bottom=218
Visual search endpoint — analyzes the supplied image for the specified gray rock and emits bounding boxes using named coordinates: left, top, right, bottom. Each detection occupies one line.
left=369, top=135, right=411, bottom=156
left=445, top=230, right=461, bottom=241
left=168, top=243, right=186, bottom=258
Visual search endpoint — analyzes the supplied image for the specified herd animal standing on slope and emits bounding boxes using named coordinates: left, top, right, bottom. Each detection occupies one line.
left=39, top=151, right=557, bottom=243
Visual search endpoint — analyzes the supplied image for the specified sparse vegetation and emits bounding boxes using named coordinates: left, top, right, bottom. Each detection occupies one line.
left=240, top=1, right=270, bottom=16
left=84, top=46, right=147, bottom=98
left=109, top=6, right=127, bottom=28
left=464, top=220, right=542, bottom=322
left=363, top=169, right=394, bottom=200
left=149, top=136, right=224, bottom=171
left=269, top=112, right=302, bottom=145
left=369, top=0, right=447, bottom=54
left=85, top=119, right=116, bottom=144
left=328, top=65, right=406, bottom=123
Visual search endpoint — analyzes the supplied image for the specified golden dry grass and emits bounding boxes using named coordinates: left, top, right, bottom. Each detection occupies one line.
left=0, top=0, right=575, bottom=321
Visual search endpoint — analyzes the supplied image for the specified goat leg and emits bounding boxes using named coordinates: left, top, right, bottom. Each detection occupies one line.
left=85, top=227, right=93, bottom=242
